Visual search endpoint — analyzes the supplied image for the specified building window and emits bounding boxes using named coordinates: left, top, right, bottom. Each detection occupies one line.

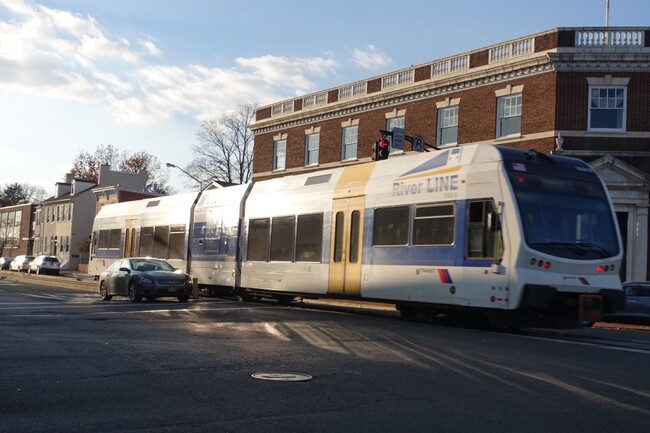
left=273, top=139, right=286, bottom=171
left=342, top=126, right=358, bottom=160
left=437, top=106, right=458, bottom=147
left=386, top=116, right=405, bottom=154
left=496, top=94, right=522, bottom=138
left=305, top=133, right=319, bottom=166
left=589, top=86, right=626, bottom=131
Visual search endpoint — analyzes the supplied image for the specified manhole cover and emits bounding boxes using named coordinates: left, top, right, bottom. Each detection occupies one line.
left=251, top=372, right=313, bottom=382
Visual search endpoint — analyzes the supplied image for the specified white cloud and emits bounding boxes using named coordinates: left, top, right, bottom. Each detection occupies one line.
left=141, top=39, right=161, bottom=57
left=0, top=0, right=340, bottom=125
left=351, top=44, right=392, bottom=70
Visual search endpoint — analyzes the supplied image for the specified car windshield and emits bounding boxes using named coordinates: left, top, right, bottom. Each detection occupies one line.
left=130, top=259, right=175, bottom=272
left=44, top=257, right=58, bottom=263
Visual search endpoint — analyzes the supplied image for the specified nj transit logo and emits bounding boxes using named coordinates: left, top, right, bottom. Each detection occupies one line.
left=392, top=148, right=461, bottom=197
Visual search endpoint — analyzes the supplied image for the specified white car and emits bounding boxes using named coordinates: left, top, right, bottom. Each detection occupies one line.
left=27, top=255, right=61, bottom=276
left=9, top=255, right=35, bottom=272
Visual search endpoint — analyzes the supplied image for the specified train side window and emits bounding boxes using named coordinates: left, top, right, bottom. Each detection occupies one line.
left=153, top=226, right=169, bottom=258
left=467, top=200, right=503, bottom=260
left=296, top=213, right=323, bottom=262
left=97, top=230, right=111, bottom=249
left=270, top=216, right=295, bottom=261
left=168, top=225, right=186, bottom=259
left=109, top=229, right=121, bottom=249
left=333, top=212, right=344, bottom=262
left=248, top=218, right=270, bottom=261
left=413, top=203, right=455, bottom=245
left=373, top=206, right=409, bottom=246
left=98, top=229, right=111, bottom=249
left=139, top=227, right=154, bottom=257
left=91, top=231, right=98, bottom=255
left=349, top=210, right=360, bottom=263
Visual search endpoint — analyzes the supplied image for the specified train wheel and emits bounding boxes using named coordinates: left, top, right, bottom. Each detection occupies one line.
left=235, top=291, right=254, bottom=302
left=397, top=304, right=418, bottom=321
left=276, top=295, right=295, bottom=306
left=449, top=311, right=489, bottom=328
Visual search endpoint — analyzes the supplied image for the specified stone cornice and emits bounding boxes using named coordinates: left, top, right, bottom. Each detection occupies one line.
left=251, top=62, right=554, bottom=135
left=548, top=51, right=650, bottom=72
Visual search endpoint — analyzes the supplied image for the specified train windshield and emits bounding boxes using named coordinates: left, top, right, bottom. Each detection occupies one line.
left=508, top=171, right=619, bottom=260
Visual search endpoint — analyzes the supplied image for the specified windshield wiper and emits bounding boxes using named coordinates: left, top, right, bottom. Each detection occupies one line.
left=575, top=242, right=611, bottom=258
left=529, top=242, right=611, bottom=257
left=530, top=242, right=586, bottom=255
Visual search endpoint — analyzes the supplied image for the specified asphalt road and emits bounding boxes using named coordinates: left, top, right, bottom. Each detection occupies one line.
left=1, top=277, right=649, bottom=433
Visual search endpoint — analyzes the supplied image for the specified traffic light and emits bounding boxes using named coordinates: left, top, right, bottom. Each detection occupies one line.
left=372, top=138, right=390, bottom=161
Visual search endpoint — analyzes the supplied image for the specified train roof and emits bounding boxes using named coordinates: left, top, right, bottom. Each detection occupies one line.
left=95, top=191, right=200, bottom=219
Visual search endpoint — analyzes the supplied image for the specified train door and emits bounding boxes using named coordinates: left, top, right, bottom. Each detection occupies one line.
left=328, top=196, right=364, bottom=295
left=124, top=218, right=138, bottom=258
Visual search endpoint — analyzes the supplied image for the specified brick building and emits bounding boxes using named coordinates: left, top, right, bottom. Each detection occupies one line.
left=0, top=203, right=36, bottom=258
left=250, top=27, right=650, bottom=282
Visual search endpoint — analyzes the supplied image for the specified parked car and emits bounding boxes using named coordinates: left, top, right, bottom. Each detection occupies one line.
left=27, top=255, right=61, bottom=276
left=9, top=255, right=35, bottom=272
left=98, top=257, right=192, bottom=303
left=0, top=257, right=13, bottom=270
left=602, top=281, right=650, bottom=326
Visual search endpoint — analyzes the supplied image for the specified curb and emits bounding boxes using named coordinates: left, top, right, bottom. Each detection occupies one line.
left=0, top=270, right=96, bottom=292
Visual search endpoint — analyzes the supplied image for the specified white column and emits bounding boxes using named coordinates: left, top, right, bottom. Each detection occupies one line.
left=631, top=206, right=648, bottom=281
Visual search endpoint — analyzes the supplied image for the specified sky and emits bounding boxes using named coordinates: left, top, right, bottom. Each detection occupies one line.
left=0, top=0, right=647, bottom=195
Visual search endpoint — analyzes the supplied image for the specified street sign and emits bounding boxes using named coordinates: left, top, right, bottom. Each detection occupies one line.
left=412, top=134, right=425, bottom=151
left=391, top=127, right=405, bottom=150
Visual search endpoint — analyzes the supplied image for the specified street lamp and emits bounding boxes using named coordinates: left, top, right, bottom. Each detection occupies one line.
left=166, top=162, right=203, bottom=191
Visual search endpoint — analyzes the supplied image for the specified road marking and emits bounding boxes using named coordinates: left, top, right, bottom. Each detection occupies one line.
left=507, top=332, right=650, bottom=355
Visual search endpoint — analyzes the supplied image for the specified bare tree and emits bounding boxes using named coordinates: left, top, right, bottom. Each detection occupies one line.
left=70, top=144, right=174, bottom=195
left=187, top=103, right=256, bottom=186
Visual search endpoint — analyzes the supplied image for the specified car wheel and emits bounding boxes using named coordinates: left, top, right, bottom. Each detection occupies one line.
left=146, top=296, right=156, bottom=302
left=99, top=281, right=112, bottom=301
left=581, top=320, right=595, bottom=328
left=177, top=295, right=190, bottom=302
left=128, top=282, right=142, bottom=302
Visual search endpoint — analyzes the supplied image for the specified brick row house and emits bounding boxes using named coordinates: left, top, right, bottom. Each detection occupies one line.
left=0, top=203, right=36, bottom=258
left=250, top=27, right=650, bottom=282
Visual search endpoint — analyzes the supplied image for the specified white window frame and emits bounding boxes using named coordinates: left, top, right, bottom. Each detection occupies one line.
left=437, top=105, right=459, bottom=147
left=273, top=139, right=286, bottom=171
left=385, top=115, right=405, bottom=154
left=305, top=133, right=319, bottom=166
left=588, top=85, right=627, bottom=132
left=496, top=93, right=522, bottom=138
left=341, top=125, right=358, bottom=161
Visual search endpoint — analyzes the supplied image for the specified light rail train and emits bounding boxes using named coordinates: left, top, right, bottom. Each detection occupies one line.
left=89, top=144, right=625, bottom=327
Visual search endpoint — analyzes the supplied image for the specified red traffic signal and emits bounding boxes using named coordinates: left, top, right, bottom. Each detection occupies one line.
left=372, top=138, right=390, bottom=161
